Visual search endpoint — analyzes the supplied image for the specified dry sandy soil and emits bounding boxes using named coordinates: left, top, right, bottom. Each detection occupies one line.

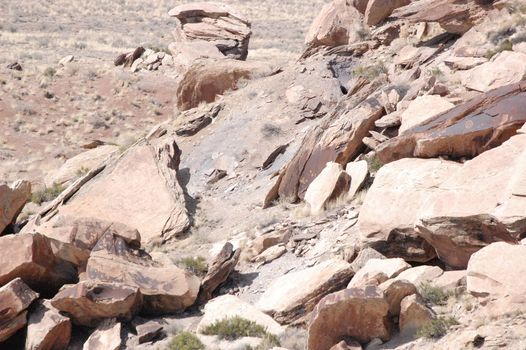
left=0, top=0, right=326, bottom=185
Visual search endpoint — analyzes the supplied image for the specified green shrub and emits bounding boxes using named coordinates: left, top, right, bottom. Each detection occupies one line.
left=419, top=283, right=452, bottom=306
left=43, top=67, right=56, bottom=77
left=244, top=333, right=281, bottom=350
left=368, top=156, right=384, bottom=173
left=202, top=316, right=275, bottom=341
left=352, top=62, right=388, bottom=80
left=31, top=182, right=65, bottom=205
left=167, top=331, right=204, bottom=350
left=415, top=316, right=459, bottom=339
left=178, top=256, right=208, bottom=277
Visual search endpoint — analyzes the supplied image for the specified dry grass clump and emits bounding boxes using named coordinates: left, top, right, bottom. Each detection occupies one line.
left=167, top=331, right=204, bottom=350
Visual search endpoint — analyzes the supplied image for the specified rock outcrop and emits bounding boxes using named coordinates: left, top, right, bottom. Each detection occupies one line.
left=26, top=300, right=71, bottom=350
left=0, top=278, right=39, bottom=342
left=257, top=259, right=353, bottom=323
left=0, top=180, right=31, bottom=234
left=304, top=162, right=351, bottom=215
left=168, top=2, right=251, bottom=60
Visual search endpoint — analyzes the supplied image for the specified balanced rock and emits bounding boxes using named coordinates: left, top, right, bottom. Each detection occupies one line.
left=0, top=180, right=31, bottom=234
left=0, top=278, right=39, bottom=342
left=307, top=286, right=391, bottom=350
left=0, top=233, right=77, bottom=295
left=86, top=232, right=200, bottom=315
left=26, top=300, right=71, bottom=350
left=168, top=2, right=251, bottom=60
left=51, top=281, right=142, bottom=327
left=304, top=162, right=351, bottom=215
left=257, top=259, right=353, bottom=324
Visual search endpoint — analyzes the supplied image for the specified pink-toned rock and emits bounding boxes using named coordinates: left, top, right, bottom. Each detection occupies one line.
left=399, top=95, right=454, bottom=135
left=394, top=265, right=444, bottom=286
left=51, top=280, right=142, bottom=327
left=330, top=339, right=362, bottom=350
left=307, top=287, right=391, bottom=350
left=345, top=160, right=368, bottom=200
left=305, top=0, right=362, bottom=50
left=0, top=180, right=31, bottom=234
left=26, top=300, right=71, bottom=350
left=349, top=258, right=410, bottom=288
left=365, top=0, right=410, bottom=26
left=305, top=162, right=351, bottom=215
left=378, top=279, right=417, bottom=316
left=0, top=278, right=39, bottom=342
left=399, top=294, right=435, bottom=336
left=83, top=319, right=122, bottom=350
left=432, top=270, right=467, bottom=291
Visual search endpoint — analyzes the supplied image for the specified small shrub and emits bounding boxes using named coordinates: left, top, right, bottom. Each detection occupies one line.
left=484, top=39, right=513, bottom=59
left=76, top=166, right=90, bottom=178
left=367, top=156, right=384, bottom=173
left=178, top=256, right=208, bottom=277
left=167, top=331, right=204, bottom=350
left=43, top=67, right=56, bottom=78
left=150, top=46, right=171, bottom=54
left=202, top=316, right=272, bottom=341
left=31, top=182, right=65, bottom=205
left=415, top=316, right=459, bottom=339
left=261, top=123, right=282, bottom=138
left=244, top=333, right=281, bottom=350
left=419, top=283, right=452, bottom=306
left=352, top=62, right=388, bottom=80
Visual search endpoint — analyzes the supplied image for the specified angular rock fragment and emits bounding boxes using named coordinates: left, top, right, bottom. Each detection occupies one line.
left=26, top=300, right=71, bottom=350
left=0, top=180, right=31, bottom=234
left=304, top=162, right=351, bottom=215
left=349, top=258, right=410, bottom=288
left=399, top=294, right=435, bottom=336
left=82, top=319, right=123, bottom=350
left=0, top=278, right=39, bottom=342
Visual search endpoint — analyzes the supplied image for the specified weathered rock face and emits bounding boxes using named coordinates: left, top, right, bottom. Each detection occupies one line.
left=82, top=319, right=122, bottom=350
left=359, top=158, right=458, bottom=262
left=378, top=279, right=417, bottom=316
left=257, top=259, right=353, bottom=324
left=46, top=146, right=119, bottom=187
left=364, top=0, right=410, bottom=26
left=0, top=180, right=31, bottom=234
left=26, top=300, right=71, bottom=350
left=462, top=51, right=526, bottom=92
left=86, top=232, right=200, bottom=315
left=467, top=242, right=526, bottom=297
left=251, top=229, right=291, bottom=256
left=399, top=95, right=454, bottom=135
left=345, top=160, right=368, bottom=199
left=399, top=294, right=435, bottom=336
left=307, top=287, right=391, bottom=350
left=304, top=162, right=351, bottom=215
left=398, top=0, right=496, bottom=34
left=271, top=81, right=386, bottom=203
left=168, top=2, right=251, bottom=60
left=51, top=280, right=142, bottom=327
left=197, top=295, right=284, bottom=336
left=416, top=215, right=517, bottom=269
left=376, top=81, right=526, bottom=164
left=305, top=0, right=362, bottom=50
left=0, top=278, right=39, bottom=342
left=176, top=58, right=278, bottom=111
left=349, top=258, right=410, bottom=288
left=394, top=265, right=444, bottom=286
left=0, top=233, right=77, bottom=295
left=198, top=242, right=240, bottom=303
left=22, top=216, right=141, bottom=269
left=34, top=137, right=189, bottom=244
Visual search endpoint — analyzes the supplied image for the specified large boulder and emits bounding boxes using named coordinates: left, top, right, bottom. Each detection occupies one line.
left=307, top=287, right=391, bottom=350
left=358, top=158, right=459, bottom=262
left=0, top=278, right=39, bottom=342
left=416, top=215, right=517, bottom=269
left=467, top=242, right=526, bottom=297
left=399, top=95, right=454, bottom=135
left=51, top=281, right=142, bottom=327
left=197, top=295, right=284, bottom=336
left=168, top=2, right=251, bottom=60
left=257, top=259, right=353, bottom=324
left=462, top=51, right=526, bottom=92
left=348, top=258, right=410, bottom=288
left=31, top=137, right=190, bottom=244
left=364, top=0, right=410, bottom=26
left=46, top=145, right=119, bottom=187
left=0, top=233, right=77, bottom=295
left=376, top=81, right=526, bottom=164
left=0, top=180, right=31, bottom=234
left=86, top=232, right=200, bottom=315
left=26, top=300, right=71, bottom=350
left=305, top=0, right=362, bottom=50
left=304, top=162, right=351, bottom=215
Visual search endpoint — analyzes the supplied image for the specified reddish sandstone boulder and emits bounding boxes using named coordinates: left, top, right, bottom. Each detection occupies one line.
left=0, top=278, right=39, bottom=342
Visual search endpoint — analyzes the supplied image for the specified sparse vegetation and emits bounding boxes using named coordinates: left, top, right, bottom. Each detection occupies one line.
left=415, top=316, right=459, bottom=339
left=31, top=182, right=65, bottom=205
left=178, top=256, right=208, bottom=277
left=202, top=316, right=277, bottom=341
left=43, top=67, right=56, bottom=78
left=167, top=331, right=204, bottom=350
left=150, top=46, right=171, bottom=54
left=368, top=156, right=384, bottom=173
left=261, top=123, right=282, bottom=138
left=419, top=283, right=453, bottom=306
left=484, top=39, right=513, bottom=59
left=244, top=333, right=281, bottom=350
left=76, top=166, right=90, bottom=178
left=352, top=62, right=388, bottom=80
